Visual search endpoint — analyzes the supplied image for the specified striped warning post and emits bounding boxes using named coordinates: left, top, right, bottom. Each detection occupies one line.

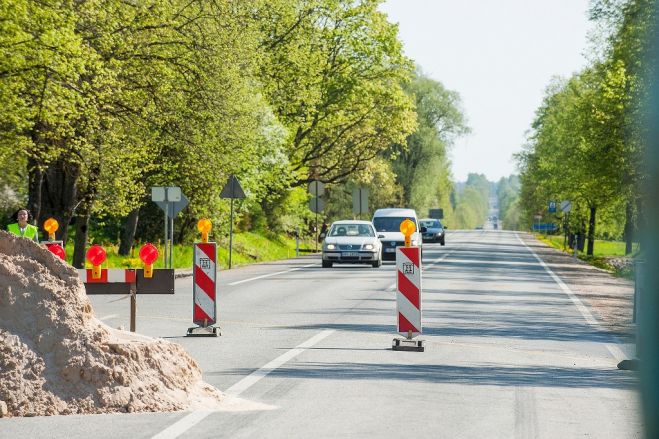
left=78, top=269, right=137, bottom=284
left=396, top=246, right=422, bottom=337
left=193, top=242, right=217, bottom=326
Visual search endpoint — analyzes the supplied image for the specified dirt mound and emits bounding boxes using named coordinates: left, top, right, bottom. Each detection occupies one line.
left=0, top=231, right=224, bottom=417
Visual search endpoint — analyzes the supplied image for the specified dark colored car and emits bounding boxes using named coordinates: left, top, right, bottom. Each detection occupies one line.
left=419, top=218, right=445, bottom=245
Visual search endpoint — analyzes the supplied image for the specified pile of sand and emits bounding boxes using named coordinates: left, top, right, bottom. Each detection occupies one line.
left=0, top=231, right=224, bottom=417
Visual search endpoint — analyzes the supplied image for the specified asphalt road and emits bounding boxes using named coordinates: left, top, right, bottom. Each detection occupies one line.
left=1, top=230, right=642, bottom=438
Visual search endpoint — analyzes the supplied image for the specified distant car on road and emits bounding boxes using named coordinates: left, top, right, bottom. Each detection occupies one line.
left=321, top=220, right=382, bottom=268
left=372, top=208, right=424, bottom=261
left=419, top=218, right=445, bottom=245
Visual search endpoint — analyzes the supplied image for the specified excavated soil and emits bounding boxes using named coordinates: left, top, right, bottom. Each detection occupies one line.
left=0, top=231, right=225, bottom=417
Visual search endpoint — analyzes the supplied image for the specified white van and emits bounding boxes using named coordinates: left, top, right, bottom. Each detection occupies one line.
left=371, top=208, right=424, bottom=261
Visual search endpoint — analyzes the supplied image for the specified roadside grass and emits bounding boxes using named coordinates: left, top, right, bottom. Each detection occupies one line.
left=535, top=233, right=639, bottom=279
left=62, top=232, right=317, bottom=270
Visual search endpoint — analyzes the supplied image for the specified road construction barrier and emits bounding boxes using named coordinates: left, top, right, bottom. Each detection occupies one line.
left=188, top=219, right=220, bottom=337
left=77, top=243, right=174, bottom=332
left=393, top=219, right=424, bottom=352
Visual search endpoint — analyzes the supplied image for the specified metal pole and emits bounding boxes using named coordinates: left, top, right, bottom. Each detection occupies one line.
left=164, top=205, right=168, bottom=268
left=315, top=210, right=318, bottom=253
left=170, top=215, right=174, bottom=269
left=573, top=233, right=578, bottom=260
left=296, top=229, right=300, bottom=257
left=229, top=197, right=234, bottom=269
left=130, top=284, right=136, bottom=332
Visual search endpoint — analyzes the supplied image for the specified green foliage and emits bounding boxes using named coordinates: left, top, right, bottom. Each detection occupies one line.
left=452, top=173, right=489, bottom=229
left=497, top=175, right=521, bottom=230
left=69, top=231, right=315, bottom=269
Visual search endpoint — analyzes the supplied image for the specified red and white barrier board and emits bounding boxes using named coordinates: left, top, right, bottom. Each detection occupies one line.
left=193, top=242, right=217, bottom=326
left=78, top=269, right=136, bottom=283
left=396, top=246, right=422, bottom=337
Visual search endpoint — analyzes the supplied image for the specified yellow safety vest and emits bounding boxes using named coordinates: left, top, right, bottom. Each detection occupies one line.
left=7, top=223, right=39, bottom=242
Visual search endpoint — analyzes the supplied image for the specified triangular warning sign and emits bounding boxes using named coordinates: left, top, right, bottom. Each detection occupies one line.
left=220, top=175, right=246, bottom=199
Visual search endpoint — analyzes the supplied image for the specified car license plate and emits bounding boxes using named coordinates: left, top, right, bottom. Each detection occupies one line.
left=384, top=248, right=396, bottom=253
left=342, top=252, right=359, bottom=257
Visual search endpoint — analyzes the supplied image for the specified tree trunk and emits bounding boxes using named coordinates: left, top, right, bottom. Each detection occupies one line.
left=72, top=214, right=89, bottom=268
left=624, top=200, right=634, bottom=255
left=119, top=208, right=140, bottom=255
left=27, top=157, right=43, bottom=223
left=39, top=159, right=80, bottom=243
left=587, top=205, right=597, bottom=256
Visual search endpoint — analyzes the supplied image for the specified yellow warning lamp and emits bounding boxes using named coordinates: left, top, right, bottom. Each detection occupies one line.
left=400, top=219, right=416, bottom=248
left=197, top=219, right=212, bottom=243
left=44, top=218, right=59, bottom=241
left=139, top=243, right=158, bottom=278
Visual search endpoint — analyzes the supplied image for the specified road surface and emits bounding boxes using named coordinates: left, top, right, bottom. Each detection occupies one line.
left=1, top=230, right=641, bottom=438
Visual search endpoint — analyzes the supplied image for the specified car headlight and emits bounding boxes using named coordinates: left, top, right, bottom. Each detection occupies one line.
left=411, top=239, right=420, bottom=246
left=363, top=244, right=374, bottom=250
left=326, top=244, right=336, bottom=250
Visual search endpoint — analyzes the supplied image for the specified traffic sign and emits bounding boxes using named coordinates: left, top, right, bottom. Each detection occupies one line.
left=352, top=188, right=369, bottom=215
left=309, top=197, right=325, bottom=213
left=308, top=180, right=325, bottom=197
left=548, top=201, right=557, bottom=213
left=429, top=208, right=444, bottom=220
left=560, top=200, right=572, bottom=213
left=220, top=175, right=246, bottom=199
left=154, top=193, right=189, bottom=217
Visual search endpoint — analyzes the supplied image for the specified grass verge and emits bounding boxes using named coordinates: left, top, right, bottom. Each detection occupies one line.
left=534, top=233, right=638, bottom=279
left=61, top=232, right=317, bottom=270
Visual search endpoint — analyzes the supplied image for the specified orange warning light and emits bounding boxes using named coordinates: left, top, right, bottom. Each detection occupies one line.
left=44, top=218, right=59, bottom=241
left=139, top=243, right=158, bottom=278
left=399, top=219, right=416, bottom=248
left=86, top=245, right=106, bottom=279
left=197, top=219, right=212, bottom=243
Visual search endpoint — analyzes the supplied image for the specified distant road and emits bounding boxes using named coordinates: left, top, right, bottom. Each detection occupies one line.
left=2, top=231, right=641, bottom=438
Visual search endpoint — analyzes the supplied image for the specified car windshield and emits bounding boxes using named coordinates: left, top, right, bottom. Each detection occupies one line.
left=372, top=217, right=417, bottom=232
left=420, top=220, right=441, bottom=228
left=329, top=223, right=375, bottom=237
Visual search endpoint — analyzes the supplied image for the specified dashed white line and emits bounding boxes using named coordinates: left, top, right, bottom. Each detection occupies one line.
left=228, top=263, right=317, bottom=286
left=151, top=329, right=335, bottom=439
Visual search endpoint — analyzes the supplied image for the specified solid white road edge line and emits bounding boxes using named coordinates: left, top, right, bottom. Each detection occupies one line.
left=151, top=329, right=335, bottom=439
left=228, top=263, right=317, bottom=286
left=514, top=232, right=628, bottom=363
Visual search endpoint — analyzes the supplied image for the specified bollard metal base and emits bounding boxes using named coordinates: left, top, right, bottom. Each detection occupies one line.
left=186, top=325, right=221, bottom=337
left=392, top=337, right=424, bottom=352
left=617, top=358, right=640, bottom=371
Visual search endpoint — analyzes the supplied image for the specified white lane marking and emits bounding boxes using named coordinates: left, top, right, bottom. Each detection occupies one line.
left=514, top=233, right=627, bottom=362
left=228, top=263, right=317, bottom=286
left=226, top=329, right=334, bottom=395
left=387, top=248, right=457, bottom=291
left=151, top=329, right=335, bottom=439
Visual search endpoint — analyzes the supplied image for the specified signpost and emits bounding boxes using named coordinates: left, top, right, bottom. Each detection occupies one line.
left=152, top=186, right=189, bottom=268
left=548, top=201, right=557, bottom=213
left=352, top=187, right=369, bottom=219
left=429, top=208, right=444, bottom=220
left=220, top=175, right=246, bottom=269
left=560, top=200, right=572, bottom=250
left=308, top=180, right=325, bottom=252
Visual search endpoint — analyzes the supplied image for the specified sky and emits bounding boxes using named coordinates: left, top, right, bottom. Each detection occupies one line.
left=380, top=0, right=593, bottom=182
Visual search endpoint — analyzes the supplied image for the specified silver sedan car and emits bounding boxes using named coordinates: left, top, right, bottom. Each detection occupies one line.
left=321, top=220, right=382, bottom=268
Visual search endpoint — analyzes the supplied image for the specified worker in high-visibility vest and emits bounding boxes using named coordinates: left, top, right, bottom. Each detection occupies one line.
left=6, top=209, right=39, bottom=243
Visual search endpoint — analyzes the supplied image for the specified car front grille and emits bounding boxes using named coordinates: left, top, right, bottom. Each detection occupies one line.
left=338, top=244, right=362, bottom=251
